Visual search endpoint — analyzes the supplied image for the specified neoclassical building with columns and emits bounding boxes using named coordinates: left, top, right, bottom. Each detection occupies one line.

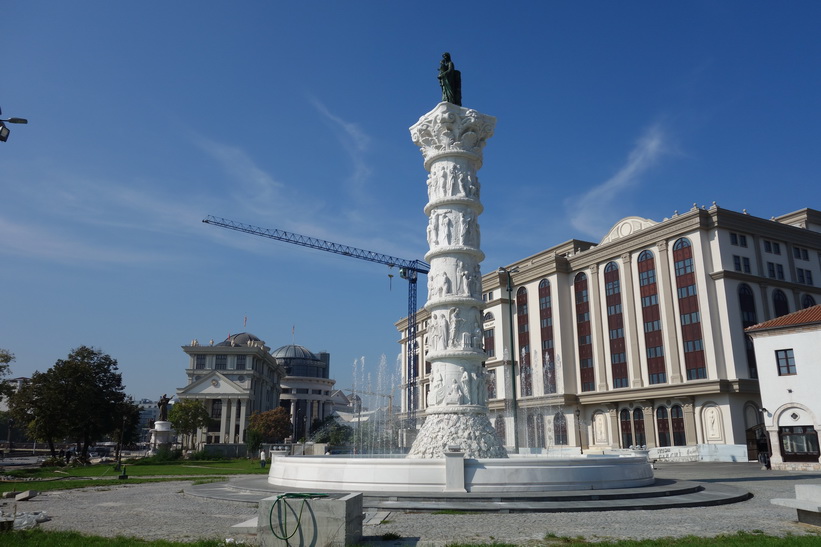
left=397, top=205, right=821, bottom=460
left=178, top=333, right=285, bottom=446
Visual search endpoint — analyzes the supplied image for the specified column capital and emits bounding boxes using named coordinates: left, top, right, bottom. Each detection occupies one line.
left=410, top=103, right=496, bottom=170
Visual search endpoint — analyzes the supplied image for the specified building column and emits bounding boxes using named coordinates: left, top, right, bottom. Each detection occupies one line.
left=682, top=399, right=697, bottom=446
left=640, top=402, right=657, bottom=448
left=621, top=252, right=644, bottom=388
left=219, top=398, right=228, bottom=443
left=606, top=404, right=620, bottom=449
left=656, top=240, right=683, bottom=384
left=238, top=399, right=247, bottom=443
left=590, top=264, right=609, bottom=392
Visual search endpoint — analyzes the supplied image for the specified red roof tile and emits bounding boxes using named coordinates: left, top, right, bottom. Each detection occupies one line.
left=746, top=304, right=821, bottom=332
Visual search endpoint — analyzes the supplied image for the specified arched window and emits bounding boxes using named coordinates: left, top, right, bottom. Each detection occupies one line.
left=673, top=238, right=706, bottom=380
left=494, top=414, right=506, bottom=443
left=620, top=408, right=633, bottom=448
left=575, top=272, right=595, bottom=391
left=554, top=412, right=568, bottom=445
left=639, top=250, right=666, bottom=384
left=656, top=406, right=670, bottom=447
left=802, top=294, right=817, bottom=309
left=604, top=262, right=628, bottom=388
left=527, top=413, right=546, bottom=449
left=633, top=408, right=646, bottom=447
left=671, top=405, right=686, bottom=446
left=483, top=312, right=495, bottom=322
left=773, top=289, right=790, bottom=318
left=738, top=284, right=758, bottom=378
left=539, top=279, right=556, bottom=394
left=516, top=287, right=532, bottom=397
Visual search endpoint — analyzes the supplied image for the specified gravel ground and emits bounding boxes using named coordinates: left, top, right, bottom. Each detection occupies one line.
left=2, top=462, right=821, bottom=545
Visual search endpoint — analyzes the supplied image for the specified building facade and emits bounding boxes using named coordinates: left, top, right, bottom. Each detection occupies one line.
left=397, top=206, right=821, bottom=459
left=747, top=305, right=821, bottom=470
left=177, top=333, right=285, bottom=446
left=273, top=344, right=336, bottom=441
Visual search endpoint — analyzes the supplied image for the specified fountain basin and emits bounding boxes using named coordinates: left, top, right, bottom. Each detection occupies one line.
left=268, top=454, right=654, bottom=493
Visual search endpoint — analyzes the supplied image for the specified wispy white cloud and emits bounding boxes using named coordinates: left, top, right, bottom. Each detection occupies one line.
left=310, top=98, right=373, bottom=204
left=566, top=123, right=669, bottom=238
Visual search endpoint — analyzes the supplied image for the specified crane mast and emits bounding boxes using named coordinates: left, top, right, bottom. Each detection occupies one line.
left=203, top=215, right=428, bottom=426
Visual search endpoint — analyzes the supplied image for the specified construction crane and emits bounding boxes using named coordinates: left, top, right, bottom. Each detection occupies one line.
left=203, top=215, right=429, bottom=426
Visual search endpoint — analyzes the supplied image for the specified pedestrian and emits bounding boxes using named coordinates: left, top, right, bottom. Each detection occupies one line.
left=259, top=448, right=267, bottom=469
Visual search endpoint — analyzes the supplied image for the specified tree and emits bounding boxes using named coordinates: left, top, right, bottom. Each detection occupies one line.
left=0, top=348, right=14, bottom=403
left=168, top=399, right=210, bottom=450
left=248, top=407, right=292, bottom=443
left=9, top=346, right=128, bottom=458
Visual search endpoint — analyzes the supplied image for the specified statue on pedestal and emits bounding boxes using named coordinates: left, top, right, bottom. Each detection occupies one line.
left=438, top=52, right=462, bottom=106
left=158, top=394, right=170, bottom=421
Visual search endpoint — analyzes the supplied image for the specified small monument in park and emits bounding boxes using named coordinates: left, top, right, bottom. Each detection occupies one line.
left=148, top=394, right=173, bottom=453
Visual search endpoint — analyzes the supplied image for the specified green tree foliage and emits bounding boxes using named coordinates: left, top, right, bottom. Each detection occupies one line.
left=248, top=407, right=292, bottom=443
left=168, top=399, right=210, bottom=450
left=0, top=348, right=14, bottom=402
left=9, top=346, right=128, bottom=458
left=310, top=415, right=352, bottom=446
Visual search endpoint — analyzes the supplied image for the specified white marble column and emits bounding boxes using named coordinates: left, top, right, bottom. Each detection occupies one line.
left=407, top=102, right=507, bottom=459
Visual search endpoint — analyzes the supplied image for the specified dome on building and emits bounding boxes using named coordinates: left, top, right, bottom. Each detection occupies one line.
left=271, top=344, right=319, bottom=361
left=272, top=344, right=329, bottom=379
left=216, top=332, right=263, bottom=347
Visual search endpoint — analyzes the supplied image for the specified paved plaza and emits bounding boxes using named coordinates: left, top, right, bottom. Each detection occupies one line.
left=3, top=459, right=821, bottom=544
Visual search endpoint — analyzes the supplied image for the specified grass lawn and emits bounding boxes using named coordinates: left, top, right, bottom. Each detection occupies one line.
left=0, top=458, right=266, bottom=493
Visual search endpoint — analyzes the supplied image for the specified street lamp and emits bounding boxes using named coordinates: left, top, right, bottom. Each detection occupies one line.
left=498, top=265, right=520, bottom=452
left=0, top=107, right=28, bottom=142
left=575, top=408, right=584, bottom=454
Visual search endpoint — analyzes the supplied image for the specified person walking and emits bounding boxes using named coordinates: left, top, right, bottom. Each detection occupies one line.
left=259, top=448, right=267, bottom=469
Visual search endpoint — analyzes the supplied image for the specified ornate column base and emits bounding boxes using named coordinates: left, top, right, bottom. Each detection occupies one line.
left=408, top=411, right=507, bottom=458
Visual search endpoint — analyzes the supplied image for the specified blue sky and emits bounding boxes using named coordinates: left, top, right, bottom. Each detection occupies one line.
left=3, top=2, right=820, bottom=401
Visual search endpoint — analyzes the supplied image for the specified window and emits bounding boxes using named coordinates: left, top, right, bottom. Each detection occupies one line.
left=620, top=409, right=633, bottom=448
left=516, top=287, right=532, bottom=397
left=684, top=339, right=704, bottom=353
left=644, top=320, right=661, bottom=333
left=538, top=279, right=555, bottom=379
left=604, top=261, right=628, bottom=390
left=215, top=355, right=227, bottom=370
left=794, top=247, right=810, bottom=261
left=235, top=355, right=246, bottom=370
left=773, top=290, right=790, bottom=317
left=779, top=426, right=820, bottom=462
left=677, top=284, right=697, bottom=298
left=767, top=262, right=776, bottom=278
left=647, top=346, right=664, bottom=358
left=211, top=399, right=222, bottom=419
left=609, top=327, right=624, bottom=339
left=634, top=408, right=646, bottom=447
left=803, top=294, right=817, bottom=309
left=639, top=269, right=656, bottom=286
left=554, top=413, right=568, bottom=445
left=743, top=257, right=751, bottom=273
left=730, top=233, right=748, bottom=247
left=487, top=369, right=497, bottom=399
left=487, top=291, right=493, bottom=300
left=607, top=304, right=622, bottom=316
left=764, top=240, right=771, bottom=253
left=483, top=328, right=495, bottom=358
left=483, top=312, right=494, bottom=322
left=776, top=349, right=796, bottom=375
left=797, top=268, right=814, bottom=286
left=671, top=405, right=686, bottom=446
left=733, top=255, right=742, bottom=272
left=575, top=273, right=595, bottom=392
left=674, top=257, right=693, bottom=276
left=680, top=311, right=700, bottom=325
left=641, top=294, right=658, bottom=307
left=656, top=407, right=670, bottom=447
left=195, top=355, right=206, bottom=369
left=777, top=264, right=785, bottom=280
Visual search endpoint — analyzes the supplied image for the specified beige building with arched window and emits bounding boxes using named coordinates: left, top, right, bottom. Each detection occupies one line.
left=397, top=206, right=821, bottom=461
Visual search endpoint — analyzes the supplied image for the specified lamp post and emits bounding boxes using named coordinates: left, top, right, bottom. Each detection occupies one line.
left=498, top=266, right=520, bottom=452
left=0, top=107, right=28, bottom=142
left=575, top=408, right=584, bottom=454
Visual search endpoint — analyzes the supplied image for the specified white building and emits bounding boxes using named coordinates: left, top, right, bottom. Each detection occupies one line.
left=397, top=206, right=821, bottom=460
left=177, top=333, right=285, bottom=446
left=747, top=304, right=821, bottom=470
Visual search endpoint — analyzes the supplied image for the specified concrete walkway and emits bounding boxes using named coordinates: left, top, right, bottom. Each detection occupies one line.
left=186, top=461, right=821, bottom=543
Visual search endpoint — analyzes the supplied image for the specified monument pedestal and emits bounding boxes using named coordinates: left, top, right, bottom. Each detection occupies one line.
left=149, top=420, right=173, bottom=453
left=407, top=102, right=506, bottom=459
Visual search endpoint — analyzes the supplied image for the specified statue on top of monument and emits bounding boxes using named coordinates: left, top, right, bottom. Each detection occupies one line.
left=438, top=52, right=462, bottom=106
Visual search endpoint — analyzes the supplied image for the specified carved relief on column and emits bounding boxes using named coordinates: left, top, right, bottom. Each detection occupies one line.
left=408, top=102, right=506, bottom=459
